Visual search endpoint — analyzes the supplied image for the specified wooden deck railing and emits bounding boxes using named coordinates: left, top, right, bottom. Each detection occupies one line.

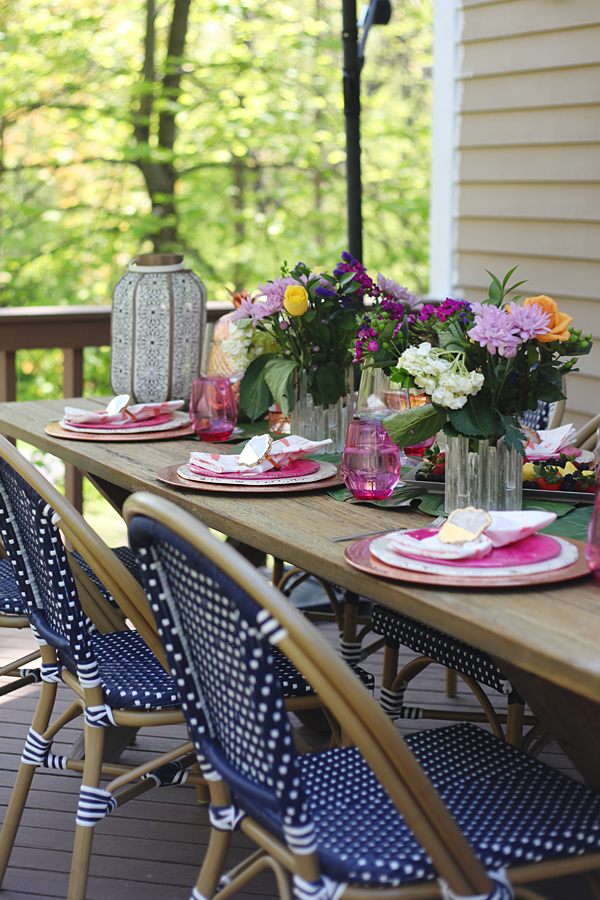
left=0, top=302, right=231, bottom=511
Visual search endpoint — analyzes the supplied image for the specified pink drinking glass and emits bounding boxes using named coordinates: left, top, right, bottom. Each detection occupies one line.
left=342, top=420, right=401, bottom=500
left=190, top=376, right=237, bottom=441
left=586, top=467, right=600, bottom=585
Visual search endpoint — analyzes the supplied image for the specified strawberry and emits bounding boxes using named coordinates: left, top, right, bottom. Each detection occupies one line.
left=432, top=463, right=445, bottom=476
left=537, top=477, right=562, bottom=491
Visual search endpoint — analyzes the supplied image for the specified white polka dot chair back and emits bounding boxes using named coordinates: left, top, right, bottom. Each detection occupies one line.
left=125, top=493, right=600, bottom=900
left=0, top=457, right=99, bottom=687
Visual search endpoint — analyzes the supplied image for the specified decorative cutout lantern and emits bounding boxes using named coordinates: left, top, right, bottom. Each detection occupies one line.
left=110, top=254, right=207, bottom=403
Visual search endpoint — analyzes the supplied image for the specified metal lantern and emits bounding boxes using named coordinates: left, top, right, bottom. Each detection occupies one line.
left=110, top=254, right=207, bottom=403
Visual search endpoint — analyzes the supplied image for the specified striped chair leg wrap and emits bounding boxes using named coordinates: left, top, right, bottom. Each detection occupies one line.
left=284, top=822, right=318, bottom=855
left=440, top=867, right=513, bottom=900
left=208, top=803, right=246, bottom=832
left=293, top=874, right=346, bottom=900
left=76, top=785, right=118, bottom=827
left=143, top=759, right=189, bottom=787
left=21, top=727, right=68, bottom=769
left=40, top=662, right=62, bottom=683
left=18, top=667, right=42, bottom=682
left=340, top=640, right=366, bottom=665
left=190, top=889, right=209, bottom=900
left=84, top=703, right=117, bottom=727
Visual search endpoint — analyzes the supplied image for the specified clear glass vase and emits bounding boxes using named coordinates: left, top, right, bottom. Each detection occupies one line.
left=289, top=368, right=353, bottom=453
left=356, top=368, right=436, bottom=461
left=445, top=435, right=522, bottom=513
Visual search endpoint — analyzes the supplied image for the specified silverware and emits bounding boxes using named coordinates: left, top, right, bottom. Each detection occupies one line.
left=331, top=515, right=446, bottom=543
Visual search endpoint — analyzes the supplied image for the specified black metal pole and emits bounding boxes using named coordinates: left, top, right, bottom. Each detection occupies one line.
left=342, top=0, right=362, bottom=263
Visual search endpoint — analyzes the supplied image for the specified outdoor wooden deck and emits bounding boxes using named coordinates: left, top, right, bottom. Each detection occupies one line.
left=0, top=608, right=595, bottom=899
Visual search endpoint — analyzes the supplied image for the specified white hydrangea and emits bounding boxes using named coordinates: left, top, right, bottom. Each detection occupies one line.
left=395, top=342, right=484, bottom=410
left=221, top=319, right=278, bottom=373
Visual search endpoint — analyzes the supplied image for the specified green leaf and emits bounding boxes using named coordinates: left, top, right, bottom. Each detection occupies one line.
left=316, top=361, right=346, bottom=405
left=238, top=354, right=277, bottom=421
left=501, top=265, right=518, bottom=288
left=447, top=397, right=501, bottom=439
left=533, top=382, right=566, bottom=403
left=383, top=404, right=447, bottom=447
left=498, top=413, right=527, bottom=456
left=263, top=358, right=299, bottom=417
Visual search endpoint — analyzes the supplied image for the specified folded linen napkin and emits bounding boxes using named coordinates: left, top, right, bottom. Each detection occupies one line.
left=189, top=435, right=332, bottom=475
left=385, top=529, right=493, bottom=561
left=525, top=424, right=577, bottom=460
left=384, top=509, right=558, bottom=561
left=64, top=400, right=184, bottom=426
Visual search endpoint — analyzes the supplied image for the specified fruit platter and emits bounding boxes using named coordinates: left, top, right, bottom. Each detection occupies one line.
left=403, top=443, right=598, bottom=504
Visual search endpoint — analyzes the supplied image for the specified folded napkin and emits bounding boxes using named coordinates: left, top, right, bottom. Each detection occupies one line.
left=525, top=424, right=577, bottom=460
left=64, top=400, right=184, bottom=426
left=385, top=509, right=558, bottom=561
left=189, top=435, right=332, bottom=475
left=385, top=529, right=493, bottom=561
left=484, top=510, right=557, bottom=548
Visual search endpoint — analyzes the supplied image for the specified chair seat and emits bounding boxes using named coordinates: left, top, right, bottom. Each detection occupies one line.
left=272, top=645, right=374, bottom=697
left=72, top=546, right=141, bottom=607
left=241, top=722, right=600, bottom=888
left=0, top=557, right=27, bottom=615
left=372, top=606, right=513, bottom=696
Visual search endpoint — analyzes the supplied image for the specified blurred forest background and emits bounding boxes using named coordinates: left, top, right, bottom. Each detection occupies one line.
left=0, top=0, right=432, bottom=402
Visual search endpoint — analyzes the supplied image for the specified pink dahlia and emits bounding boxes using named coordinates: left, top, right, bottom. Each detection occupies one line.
left=467, top=305, right=522, bottom=358
left=507, top=303, right=551, bottom=340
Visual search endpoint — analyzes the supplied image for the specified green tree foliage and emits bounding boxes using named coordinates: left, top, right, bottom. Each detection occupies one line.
left=0, top=0, right=432, bottom=311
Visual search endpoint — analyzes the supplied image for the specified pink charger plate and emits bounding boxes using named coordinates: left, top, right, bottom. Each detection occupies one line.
left=390, top=531, right=562, bottom=568
left=64, top=412, right=174, bottom=430
left=188, top=458, right=321, bottom=481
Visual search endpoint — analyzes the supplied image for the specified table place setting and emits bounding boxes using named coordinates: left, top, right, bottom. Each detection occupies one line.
left=45, top=396, right=194, bottom=441
left=345, top=506, right=590, bottom=587
left=156, top=433, right=343, bottom=493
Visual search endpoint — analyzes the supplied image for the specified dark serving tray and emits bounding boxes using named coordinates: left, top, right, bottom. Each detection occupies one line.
left=401, top=462, right=596, bottom=505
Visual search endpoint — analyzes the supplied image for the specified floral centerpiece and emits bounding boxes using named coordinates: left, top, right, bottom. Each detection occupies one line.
left=354, top=268, right=592, bottom=510
left=356, top=269, right=591, bottom=452
left=227, top=254, right=370, bottom=422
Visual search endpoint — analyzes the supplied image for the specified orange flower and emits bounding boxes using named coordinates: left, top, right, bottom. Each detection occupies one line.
left=523, top=295, right=572, bottom=342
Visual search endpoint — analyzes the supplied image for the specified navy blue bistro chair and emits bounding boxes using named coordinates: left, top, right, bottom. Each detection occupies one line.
left=0, top=437, right=198, bottom=900
left=125, top=490, right=600, bottom=900
left=0, top=554, right=43, bottom=695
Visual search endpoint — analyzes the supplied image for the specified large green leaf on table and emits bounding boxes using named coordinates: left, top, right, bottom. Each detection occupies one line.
left=383, top=405, right=446, bottom=448
left=447, top=397, right=501, bottom=439
left=541, top=504, right=592, bottom=541
left=239, top=354, right=277, bottom=421
left=316, top=361, right=347, bottom=406
left=263, top=358, right=299, bottom=418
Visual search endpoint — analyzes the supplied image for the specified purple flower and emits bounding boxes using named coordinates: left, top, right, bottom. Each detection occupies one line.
left=467, top=306, right=522, bottom=358
left=376, top=274, right=421, bottom=310
left=312, top=345, right=320, bottom=352
left=367, top=340, right=379, bottom=352
left=280, top=320, right=289, bottom=330
left=255, top=276, right=297, bottom=311
left=315, top=286, right=337, bottom=300
left=231, top=295, right=256, bottom=322
left=507, top=303, right=551, bottom=340
left=333, top=252, right=374, bottom=298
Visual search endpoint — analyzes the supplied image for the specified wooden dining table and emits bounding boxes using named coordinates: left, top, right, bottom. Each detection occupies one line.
left=2, top=395, right=600, bottom=787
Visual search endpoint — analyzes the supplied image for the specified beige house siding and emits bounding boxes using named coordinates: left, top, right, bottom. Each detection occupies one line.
left=449, top=0, right=600, bottom=429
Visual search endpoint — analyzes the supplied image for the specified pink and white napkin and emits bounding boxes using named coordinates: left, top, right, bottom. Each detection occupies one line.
left=64, top=400, right=184, bottom=427
left=385, top=510, right=557, bottom=561
left=189, top=435, right=332, bottom=475
left=525, top=424, right=577, bottom=459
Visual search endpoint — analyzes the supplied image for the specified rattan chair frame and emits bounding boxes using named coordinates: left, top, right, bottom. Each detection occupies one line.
left=124, top=491, right=600, bottom=900
left=0, top=436, right=201, bottom=900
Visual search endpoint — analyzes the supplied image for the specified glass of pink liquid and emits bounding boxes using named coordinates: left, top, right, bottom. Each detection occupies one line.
left=190, top=376, right=237, bottom=441
left=586, top=467, right=600, bottom=584
left=342, top=420, right=401, bottom=500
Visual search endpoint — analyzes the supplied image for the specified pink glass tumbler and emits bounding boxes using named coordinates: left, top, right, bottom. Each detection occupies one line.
left=190, top=376, right=237, bottom=441
left=342, top=420, right=401, bottom=500
left=586, top=467, right=600, bottom=585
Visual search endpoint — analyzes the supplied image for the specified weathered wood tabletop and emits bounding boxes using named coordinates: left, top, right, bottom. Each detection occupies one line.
left=2, top=396, right=600, bottom=705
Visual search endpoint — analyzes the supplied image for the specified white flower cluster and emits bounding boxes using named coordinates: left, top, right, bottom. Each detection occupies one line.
left=221, top=320, right=277, bottom=373
left=397, top=342, right=484, bottom=410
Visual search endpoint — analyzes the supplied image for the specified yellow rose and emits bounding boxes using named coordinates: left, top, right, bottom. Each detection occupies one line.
left=283, top=284, right=309, bottom=316
left=523, top=295, right=572, bottom=343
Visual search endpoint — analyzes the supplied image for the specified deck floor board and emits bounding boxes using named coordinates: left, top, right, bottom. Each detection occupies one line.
left=0, top=612, right=594, bottom=899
